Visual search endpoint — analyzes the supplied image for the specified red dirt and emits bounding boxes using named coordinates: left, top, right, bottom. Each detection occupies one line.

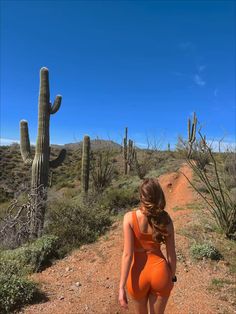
left=20, top=164, right=233, bottom=314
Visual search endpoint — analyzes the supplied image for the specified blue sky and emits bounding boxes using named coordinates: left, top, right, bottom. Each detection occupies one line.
left=1, top=0, right=235, bottom=149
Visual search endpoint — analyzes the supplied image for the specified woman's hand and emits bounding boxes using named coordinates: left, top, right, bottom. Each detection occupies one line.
left=118, top=287, right=128, bottom=310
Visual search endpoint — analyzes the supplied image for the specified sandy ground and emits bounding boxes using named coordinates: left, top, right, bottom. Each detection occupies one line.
left=19, top=164, right=235, bottom=314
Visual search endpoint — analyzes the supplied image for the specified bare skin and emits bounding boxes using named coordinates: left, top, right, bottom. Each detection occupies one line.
left=119, top=206, right=176, bottom=314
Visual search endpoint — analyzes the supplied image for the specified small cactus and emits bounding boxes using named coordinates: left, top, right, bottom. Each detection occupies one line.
left=81, top=135, right=90, bottom=193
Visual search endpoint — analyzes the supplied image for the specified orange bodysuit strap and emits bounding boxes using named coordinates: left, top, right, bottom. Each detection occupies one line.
left=132, top=210, right=139, bottom=235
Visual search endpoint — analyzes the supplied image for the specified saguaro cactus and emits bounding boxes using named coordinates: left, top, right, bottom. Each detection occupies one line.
left=123, top=127, right=128, bottom=174
left=81, top=135, right=90, bottom=193
left=127, top=139, right=136, bottom=174
left=20, top=67, right=66, bottom=238
left=123, top=127, right=136, bottom=175
left=188, top=112, right=197, bottom=157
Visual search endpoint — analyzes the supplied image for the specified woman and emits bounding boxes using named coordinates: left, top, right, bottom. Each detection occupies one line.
left=119, top=178, right=177, bottom=314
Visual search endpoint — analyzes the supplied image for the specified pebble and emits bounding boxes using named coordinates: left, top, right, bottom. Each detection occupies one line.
left=59, top=295, right=64, bottom=300
left=75, top=281, right=82, bottom=287
left=65, top=266, right=72, bottom=272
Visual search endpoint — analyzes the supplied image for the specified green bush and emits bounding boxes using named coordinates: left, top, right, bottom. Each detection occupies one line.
left=190, top=242, right=223, bottom=261
left=0, top=236, right=57, bottom=313
left=0, top=235, right=59, bottom=276
left=101, top=186, right=139, bottom=214
left=45, top=196, right=113, bottom=256
left=0, top=273, right=37, bottom=314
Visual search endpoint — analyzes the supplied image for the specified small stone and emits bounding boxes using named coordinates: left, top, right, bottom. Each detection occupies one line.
left=75, top=281, right=82, bottom=287
left=59, top=295, right=64, bottom=300
left=65, top=267, right=71, bottom=272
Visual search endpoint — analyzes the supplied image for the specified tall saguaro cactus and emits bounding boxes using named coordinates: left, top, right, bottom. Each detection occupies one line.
left=81, top=135, right=90, bottom=193
left=20, top=67, right=66, bottom=238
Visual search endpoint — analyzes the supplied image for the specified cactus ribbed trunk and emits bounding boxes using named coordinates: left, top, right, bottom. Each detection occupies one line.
left=20, top=67, right=66, bottom=239
left=188, top=112, right=197, bottom=158
left=81, top=135, right=90, bottom=193
left=30, top=69, right=50, bottom=237
left=32, top=68, right=50, bottom=189
left=20, top=120, right=32, bottom=164
left=123, top=127, right=128, bottom=175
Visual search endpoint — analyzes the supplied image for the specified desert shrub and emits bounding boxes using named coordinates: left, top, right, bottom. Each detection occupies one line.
left=91, top=150, right=116, bottom=192
left=0, top=188, right=12, bottom=203
left=190, top=242, right=223, bottom=261
left=45, top=196, right=113, bottom=255
left=0, top=273, right=37, bottom=314
left=230, top=187, right=236, bottom=204
left=0, top=235, right=59, bottom=275
left=133, top=150, right=166, bottom=179
left=101, top=185, right=139, bottom=214
left=176, top=135, right=210, bottom=170
left=224, top=153, right=236, bottom=189
left=0, top=235, right=57, bottom=313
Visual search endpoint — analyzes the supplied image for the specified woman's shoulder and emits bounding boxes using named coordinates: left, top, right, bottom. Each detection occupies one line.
left=123, top=209, right=137, bottom=225
left=123, top=209, right=135, bottom=220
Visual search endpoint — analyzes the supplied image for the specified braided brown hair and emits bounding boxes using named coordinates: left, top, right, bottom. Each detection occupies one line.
left=139, top=178, right=171, bottom=244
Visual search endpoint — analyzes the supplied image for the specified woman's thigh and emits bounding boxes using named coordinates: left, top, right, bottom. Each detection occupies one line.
left=132, top=294, right=149, bottom=314
left=148, top=293, right=170, bottom=314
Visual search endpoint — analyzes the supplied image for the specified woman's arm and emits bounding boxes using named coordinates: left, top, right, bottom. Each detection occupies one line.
left=119, top=212, right=134, bottom=289
left=165, top=219, right=177, bottom=277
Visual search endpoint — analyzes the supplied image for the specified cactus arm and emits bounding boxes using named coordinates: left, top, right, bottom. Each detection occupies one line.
left=49, top=149, right=66, bottom=168
left=188, top=118, right=191, bottom=141
left=20, top=120, right=33, bottom=165
left=193, top=112, right=197, bottom=142
left=50, top=95, right=62, bottom=114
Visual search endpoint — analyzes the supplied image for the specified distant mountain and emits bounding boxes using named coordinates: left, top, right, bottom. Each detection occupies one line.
left=61, top=139, right=122, bottom=151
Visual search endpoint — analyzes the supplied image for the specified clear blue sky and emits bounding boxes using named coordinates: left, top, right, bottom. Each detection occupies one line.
left=1, top=0, right=235, bottom=149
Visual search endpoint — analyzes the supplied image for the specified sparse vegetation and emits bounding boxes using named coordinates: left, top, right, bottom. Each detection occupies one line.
left=190, top=242, right=223, bottom=261
left=0, top=119, right=235, bottom=312
left=181, top=112, right=236, bottom=240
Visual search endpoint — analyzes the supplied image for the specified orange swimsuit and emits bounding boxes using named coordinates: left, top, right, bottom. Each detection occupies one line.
left=126, top=210, right=174, bottom=300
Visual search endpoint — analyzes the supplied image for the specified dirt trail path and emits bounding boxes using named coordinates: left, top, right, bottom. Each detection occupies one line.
left=20, top=164, right=231, bottom=314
